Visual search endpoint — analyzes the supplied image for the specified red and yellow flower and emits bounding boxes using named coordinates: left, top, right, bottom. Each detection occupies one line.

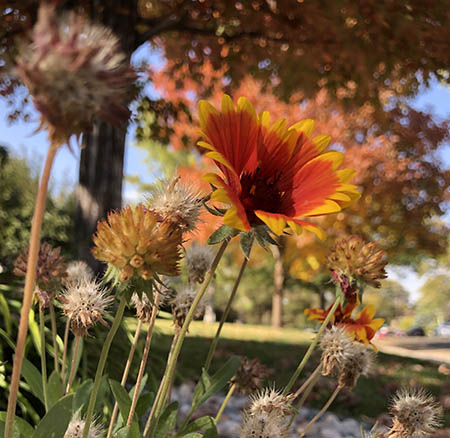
left=305, top=303, right=384, bottom=346
left=198, top=95, right=360, bottom=239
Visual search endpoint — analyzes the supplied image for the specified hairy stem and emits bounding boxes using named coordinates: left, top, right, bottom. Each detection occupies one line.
left=61, top=318, right=70, bottom=394
left=107, top=319, right=143, bottom=438
left=215, top=383, right=236, bottom=423
left=299, top=385, right=341, bottom=437
left=146, top=239, right=229, bottom=438
left=293, top=364, right=322, bottom=399
left=283, top=296, right=342, bottom=395
left=82, top=295, right=127, bottom=438
left=39, top=307, right=49, bottom=411
left=49, top=302, right=60, bottom=374
left=5, top=145, right=57, bottom=438
left=204, top=240, right=252, bottom=372
left=65, top=334, right=81, bottom=394
left=126, top=293, right=160, bottom=426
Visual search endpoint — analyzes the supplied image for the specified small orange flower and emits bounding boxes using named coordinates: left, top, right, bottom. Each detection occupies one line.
left=198, top=95, right=360, bottom=239
left=305, top=303, right=384, bottom=346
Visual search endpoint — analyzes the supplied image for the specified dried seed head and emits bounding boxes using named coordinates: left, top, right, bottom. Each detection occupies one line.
left=328, top=236, right=387, bottom=292
left=387, top=388, right=442, bottom=438
left=16, top=4, right=136, bottom=147
left=148, top=177, right=203, bottom=233
left=131, top=292, right=155, bottom=323
left=320, top=326, right=354, bottom=376
left=231, top=357, right=271, bottom=395
left=338, top=342, right=375, bottom=389
left=13, top=242, right=67, bottom=308
left=248, top=388, right=294, bottom=417
left=185, top=244, right=213, bottom=284
left=92, top=204, right=182, bottom=283
left=170, top=287, right=205, bottom=329
left=64, top=414, right=103, bottom=438
left=240, top=410, right=290, bottom=438
left=64, top=261, right=95, bottom=287
left=59, top=279, right=113, bottom=336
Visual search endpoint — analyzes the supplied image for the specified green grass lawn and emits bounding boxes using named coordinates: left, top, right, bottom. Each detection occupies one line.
left=117, top=318, right=450, bottom=427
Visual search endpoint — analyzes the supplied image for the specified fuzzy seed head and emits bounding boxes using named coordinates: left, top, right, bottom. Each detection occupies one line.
left=320, top=326, right=354, bottom=376
left=328, top=236, right=387, bottom=289
left=64, top=414, right=103, bottom=438
left=338, top=342, right=375, bottom=389
left=148, top=177, right=202, bottom=233
left=16, top=4, right=136, bottom=147
left=249, top=388, right=294, bottom=417
left=64, top=261, right=94, bottom=287
left=240, top=411, right=290, bottom=438
left=92, top=204, right=182, bottom=283
left=232, top=357, right=271, bottom=395
left=387, top=388, right=442, bottom=438
left=185, top=244, right=213, bottom=284
left=59, top=279, right=113, bottom=336
left=170, top=287, right=205, bottom=329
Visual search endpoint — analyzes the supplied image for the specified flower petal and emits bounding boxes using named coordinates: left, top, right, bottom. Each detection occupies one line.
left=254, top=210, right=287, bottom=236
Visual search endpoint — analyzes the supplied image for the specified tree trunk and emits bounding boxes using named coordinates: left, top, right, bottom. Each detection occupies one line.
left=272, top=237, right=286, bottom=328
left=76, top=122, right=126, bottom=270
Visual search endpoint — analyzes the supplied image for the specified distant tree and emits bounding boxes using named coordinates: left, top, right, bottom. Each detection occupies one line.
left=416, top=275, right=450, bottom=329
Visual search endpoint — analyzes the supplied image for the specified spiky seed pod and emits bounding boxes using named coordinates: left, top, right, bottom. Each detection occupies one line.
left=58, top=279, right=114, bottom=336
left=92, top=204, right=182, bottom=283
left=148, top=177, right=203, bottom=233
left=231, top=357, right=271, bottom=394
left=328, top=235, right=387, bottom=289
left=16, top=4, right=136, bottom=147
left=249, top=388, right=294, bottom=417
left=131, top=292, right=154, bottom=323
left=64, top=261, right=95, bottom=287
left=387, top=388, right=442, bottom=438
left=185, top=244, right=213, bottom=284
left=64, top=414, right=103, bottom=438
left=170, top=287, right=205, bottom=330
left=13, top=242, right=67, bottom=308
left=320, top=326, right=354, bottom=376
left=240, top=411, right=290, bottom=438
left=338, top=342, right=375, bottom=389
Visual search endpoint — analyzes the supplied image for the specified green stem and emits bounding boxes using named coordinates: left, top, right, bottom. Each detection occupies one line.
left=49, top=302, right=60, bottom=374
left=293, top=364, right=321, bottom=399
left=204, top=240, right=252, bottom=372
left=146, top=239, right=229, bottom=438
left=283, top=296, right=342, bottom=395
left=215, top=383, right=236, bottom=423
left=82, top=295, right=127, bottom=438
left=65, top=334, right=80, bottom=394
left=61, top=318, right=70, bottom=395
left=39, top=307, right=49, bottom=411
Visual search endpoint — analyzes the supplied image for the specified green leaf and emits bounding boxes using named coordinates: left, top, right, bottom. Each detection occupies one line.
left=136, top=392, right=154, bottom=418
left=208, top=225, right=239, bottom=245
left=204, top=428, right=219, bottom=438
left=182, top=434, right=203, bottom=438
left=114, top=423, right=140, bottom=438
left=154, top=402, right=178, bottom=438
left=28, top=308, right=41, bottom=356
left=22, top=358, right=44, bottom=404
left=0, top=292, right=12, bottom=335
left=179, top=416, right=217, bottom=436
left=33, top=394, right=74, bottom=438
left=239, top=231, right=254, bottom=259
left=202, top=201, right=226, bottom=217
left=109, top=379, right=135, bottom=424
left=73, top=379, right=93, bottom=414
left=0, top=412, right=34, bottom=437
left=254, top=225, right=278, bottom=250
left=0, top=327, right=15, bottom=349
left=192, top=356, right=241, bottom=409
left=47, top=370, right=62, bottom=409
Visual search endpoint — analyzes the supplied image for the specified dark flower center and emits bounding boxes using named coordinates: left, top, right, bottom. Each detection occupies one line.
left=240, top=168, right=283, bottom=224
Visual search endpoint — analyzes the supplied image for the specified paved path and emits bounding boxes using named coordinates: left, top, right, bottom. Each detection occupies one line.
left=374, top=336, right=450, bottom=364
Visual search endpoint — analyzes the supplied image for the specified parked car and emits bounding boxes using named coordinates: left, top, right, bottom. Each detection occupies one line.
left=435, top=322, right=450, bottom=336
left=406, top=327, right=425, bottom=336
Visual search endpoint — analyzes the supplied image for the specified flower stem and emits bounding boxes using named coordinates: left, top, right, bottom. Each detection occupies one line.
left=82, top=295, right=127, bottom=438
left=204, top=240, right=252, bottom=372
left=49, top=302, right=60, bottom=374
left=146, top=239, right=229, bottom=438
left=283, top=296, right=342, bottom=395
left=293, top=364, right=322, bottom=399
left=299, top=385, right=341, bottom=437
left=4, top=145, right=57, bottom=438
left=61, top=318, right=70, bottom=394
left=126, top=293, right=160, bottom=426
left=39, top=307, right=49, bottom=411
left=215, top=383, right=236, bottom=423
left=65, top=334, right=81, bottom=394
left=107, top=318, right=143, bottom=438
